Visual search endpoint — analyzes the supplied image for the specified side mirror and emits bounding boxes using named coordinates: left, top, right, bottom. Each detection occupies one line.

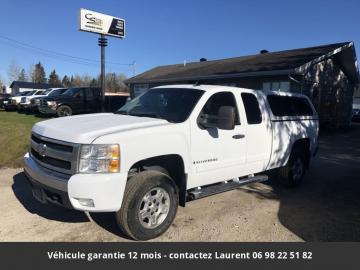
left=74, top=93, right=80, bottom=98
left=217, top=106, right=235, bottom=130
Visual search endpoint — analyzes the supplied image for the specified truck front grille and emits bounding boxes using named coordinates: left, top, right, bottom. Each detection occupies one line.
left=39, top=99, right=48, bottom=106
left=30, top=132, right=80, bottom=175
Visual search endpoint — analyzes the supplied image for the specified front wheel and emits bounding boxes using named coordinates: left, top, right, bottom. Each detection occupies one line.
left=116, top=171, right=178, bottom=240
left=56, top=105, right=72, bottom=117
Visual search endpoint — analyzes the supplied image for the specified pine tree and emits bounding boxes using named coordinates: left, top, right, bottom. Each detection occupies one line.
left=33, top=62, right=47, bottom=83
left=48, top=69, right=61, bottom=85
left=62, top=75, right=70, bottom=87
left=18, top=68, right=28, bottom=81
left=90, top=78, right=98, bottom=87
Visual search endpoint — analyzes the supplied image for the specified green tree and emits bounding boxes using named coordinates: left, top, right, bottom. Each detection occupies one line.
left=33, top=62, right=47, bottom=83
left=48, top=69, right=61, bottom=85
left=62, top=75, right=70, bottom=87
left=90, top=78, right=98, bottom=87
left=18, top=68, right=28, bottom=81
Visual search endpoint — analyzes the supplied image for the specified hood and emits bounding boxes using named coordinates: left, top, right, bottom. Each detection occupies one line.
left=32, top=113, right=170, bottom=144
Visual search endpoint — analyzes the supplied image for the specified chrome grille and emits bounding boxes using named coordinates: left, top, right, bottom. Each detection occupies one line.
left=30, top=132, right=80, bottom=175
left=39, top=99, right=48, bottom=106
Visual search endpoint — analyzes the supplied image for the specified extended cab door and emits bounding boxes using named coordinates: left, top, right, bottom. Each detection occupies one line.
left=239, top=92, right=272, bottom=172
left=190, top=91, right=247, bottom=188
left=84, top=88, right=102, bottom=113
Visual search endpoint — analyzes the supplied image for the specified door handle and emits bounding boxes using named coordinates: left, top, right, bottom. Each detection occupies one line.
left=232, top=134, right=245, bottom=139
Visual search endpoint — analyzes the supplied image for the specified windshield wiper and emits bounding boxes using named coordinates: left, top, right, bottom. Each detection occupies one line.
left=129, top=113, right=162, bottom=119
left=115, top=110, right=128, bottom=115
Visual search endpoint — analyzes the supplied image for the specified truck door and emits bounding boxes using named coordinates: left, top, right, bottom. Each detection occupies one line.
left=240, top=92, right=272, bottom=172
left=190, top=91, right=247, bottom=188
left=72, top=88, right=85, bottom=114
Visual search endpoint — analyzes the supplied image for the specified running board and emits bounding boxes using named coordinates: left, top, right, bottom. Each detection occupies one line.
left=186, top=174, right=268, bottom=201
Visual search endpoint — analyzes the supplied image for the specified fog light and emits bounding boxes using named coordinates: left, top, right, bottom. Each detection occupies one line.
left=77, top=198, right=95, bottom=207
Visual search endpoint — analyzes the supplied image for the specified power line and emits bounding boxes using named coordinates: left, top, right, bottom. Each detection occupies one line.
left=0, top=34, right=135, bottom=67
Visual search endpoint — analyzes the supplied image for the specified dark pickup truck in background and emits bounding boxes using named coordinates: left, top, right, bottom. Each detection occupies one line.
left=0, top=93, right=12, bottom=110
left=38, top=87, right=129, bottom=116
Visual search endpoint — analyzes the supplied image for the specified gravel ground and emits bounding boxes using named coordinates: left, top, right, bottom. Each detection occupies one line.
left=0, top=124, right=359, bottom=242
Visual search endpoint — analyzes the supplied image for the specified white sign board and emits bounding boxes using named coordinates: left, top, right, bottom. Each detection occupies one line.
left=79, top=8, right=125, bottom=38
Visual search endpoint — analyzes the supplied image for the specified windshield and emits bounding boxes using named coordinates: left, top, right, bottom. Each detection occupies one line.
left=42, top=89, right=53, bottom=95
left=116, top=88, right=204, bottom=123
left=61, top=88, right=80, bottom=96
left=49, top=88, right=67, bottom=96
left=25, top=91, right=36, bottom=96
left=15, top=91, right=30, bottom=96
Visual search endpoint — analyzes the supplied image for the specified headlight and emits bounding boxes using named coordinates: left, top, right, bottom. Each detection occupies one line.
left=78, top=144, right=120, bottom=173
left=47, top=101, right=57, bottom=108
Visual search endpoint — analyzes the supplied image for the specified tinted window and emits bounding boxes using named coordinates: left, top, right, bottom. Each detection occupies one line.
left=198, top=92, right=240, bottom=126
left=85, top=88, right=93, bottom=97
left=49, top=89, right=67, bottom=96
left=267, top=95, right=313, bottom=116
left=241, top=93, right=262, bottom=124
left=93, top=88, right=101, bottom=97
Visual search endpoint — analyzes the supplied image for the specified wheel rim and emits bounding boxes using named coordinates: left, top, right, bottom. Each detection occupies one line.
left=291, top=158, right=303, bottom=181
left=138, top=187, right=170, bottom=229
left=59, top=107, right=70, bottom=116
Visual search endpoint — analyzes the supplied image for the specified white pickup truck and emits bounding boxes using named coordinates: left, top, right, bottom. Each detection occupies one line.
left=24, top=85, right=319, bottom=240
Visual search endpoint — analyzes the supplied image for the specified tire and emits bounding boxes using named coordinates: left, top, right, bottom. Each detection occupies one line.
left=56, top=105, right=72, bottom=117
left=116, top=170, right=179, bottom=240
left=277, top=148, right=306, bottom=187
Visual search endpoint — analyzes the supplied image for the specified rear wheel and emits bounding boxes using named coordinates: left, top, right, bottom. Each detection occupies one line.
left=116, top=171, right=178, bottom=240
left=277, top=148, right=306, bottom=187
left=56, top=105, right=72, bottom=117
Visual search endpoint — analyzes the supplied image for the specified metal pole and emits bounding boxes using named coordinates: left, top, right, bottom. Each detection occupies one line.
left=98, top=34, right=107, bottom=112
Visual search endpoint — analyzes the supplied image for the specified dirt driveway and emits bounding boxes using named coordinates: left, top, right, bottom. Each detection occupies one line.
left=1, top=124, right=360, bottom=242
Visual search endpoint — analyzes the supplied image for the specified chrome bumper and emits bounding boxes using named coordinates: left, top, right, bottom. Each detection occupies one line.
left=23, top=152, right=69, bottom=192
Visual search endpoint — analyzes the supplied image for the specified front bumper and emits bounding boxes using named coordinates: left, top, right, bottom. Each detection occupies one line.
left=24, top=152, right=128, bottom=212
left=19, top=103, right=31, bottom=111
left=38, top=106, right=57, bottom=115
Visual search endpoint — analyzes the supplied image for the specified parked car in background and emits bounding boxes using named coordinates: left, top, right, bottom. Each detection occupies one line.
left=0, top=93, right=12, bottom=109
left=18, top=90, right=46, bottom=112
left=5, top=91, right=33, bottom=111
left=353, top=97, right=360, bottom=121
left=28, top=88, right=68, bottom=113
left=38, top=87, right=129, bottom=117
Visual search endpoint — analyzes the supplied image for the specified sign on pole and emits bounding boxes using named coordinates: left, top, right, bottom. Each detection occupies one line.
left=79, top=8, right=125, bottom=38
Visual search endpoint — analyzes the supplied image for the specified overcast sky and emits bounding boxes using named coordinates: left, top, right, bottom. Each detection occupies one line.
left=0, top=0, right=359, bottom=84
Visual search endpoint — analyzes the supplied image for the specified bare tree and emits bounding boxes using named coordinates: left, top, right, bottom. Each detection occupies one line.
left=7, top=60, right=20, bottom=83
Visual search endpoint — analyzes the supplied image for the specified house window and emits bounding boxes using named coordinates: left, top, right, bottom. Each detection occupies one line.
left=263, top=81, right=290, bottom=92
left=133, top=84, right=149, bottom=97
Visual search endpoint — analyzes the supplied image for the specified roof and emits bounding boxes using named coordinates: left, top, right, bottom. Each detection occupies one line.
left=126, top=42, right=358, bottom=84
left=9, top=81, right=63, bottom=89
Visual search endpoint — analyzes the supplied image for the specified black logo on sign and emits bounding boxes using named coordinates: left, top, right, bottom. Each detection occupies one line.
left=85, top=13, right=103, bottom=26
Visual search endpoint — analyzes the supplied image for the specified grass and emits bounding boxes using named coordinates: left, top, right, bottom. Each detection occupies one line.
left=0, top=111, right=45, bottom=168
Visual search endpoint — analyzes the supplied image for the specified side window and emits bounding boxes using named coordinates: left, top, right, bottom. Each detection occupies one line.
left=77, top=89, right=85, bottom=97
left=93, top=88, right=101, bottom=97
left=241, top=93, right=262, bottom=124
left=267, top=95, right=313, bottom=116
left=85, top=88, right=93, bottom=97
left=198, top=92, right=240, bottom=127
left=292, top=97, right=313, bottom=116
